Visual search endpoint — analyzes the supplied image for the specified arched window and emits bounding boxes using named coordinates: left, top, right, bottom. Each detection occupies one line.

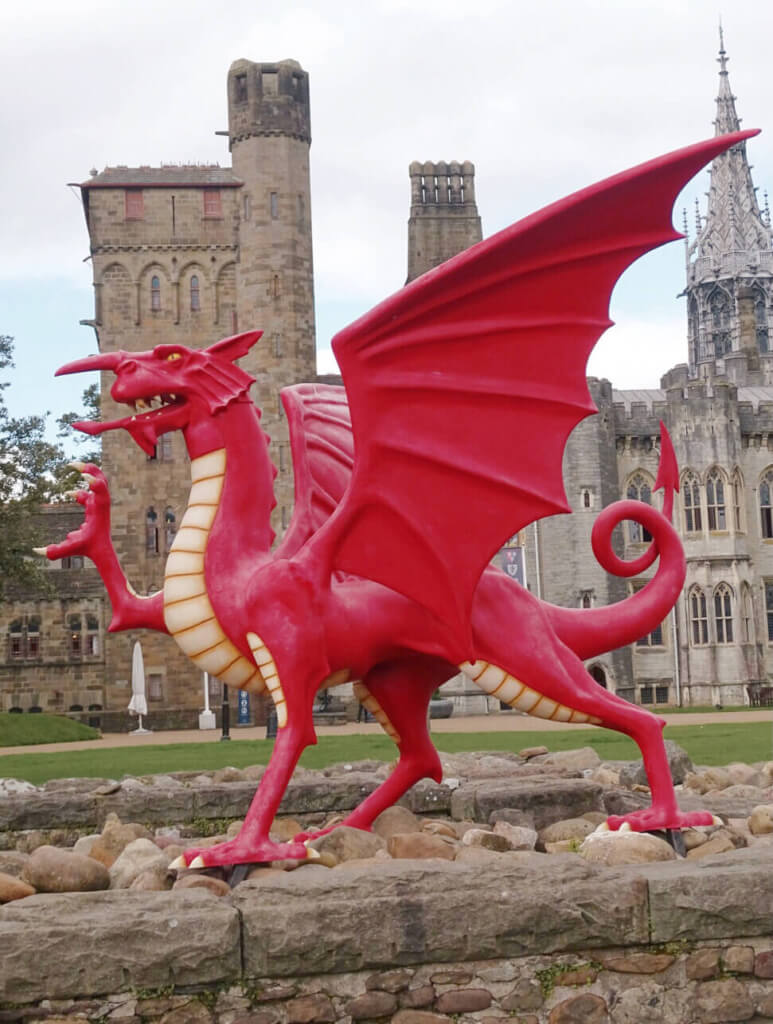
left=732, top=469, right=745, bottom=533
left=150, top=275, right=161, bottom=312
left=626, top=473, right=652, bottom=543
left=689, top=587, right=708, bottom=645
left=709, top=288, right=731, bottom=357
left=68, top=614, right=82, bottom=656
left=8, top=619, right=23, bottom=659
left=164, top=506, right=177, bottom=550
left=742, top=584, right=754, bottom=644
left=190, top=275, right=200, bottom=311
left=760, top=469, right=773, bottom=539
left=714, top=583, right=734, bottom=644
left=754, top=287, right=769, bottom=353
left=27, top=616, right=40, bottom=658
left=706, top=469, right=727, bottom=531
left=146, top=506, right=159, bottom=554
left=682, top=472, right=702, bottom=533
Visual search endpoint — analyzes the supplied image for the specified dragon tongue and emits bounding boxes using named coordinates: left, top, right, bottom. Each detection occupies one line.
left=73, top=414, right=159, bottom=456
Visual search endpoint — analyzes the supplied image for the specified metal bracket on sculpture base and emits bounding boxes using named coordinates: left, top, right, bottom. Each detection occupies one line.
left=225, top=862, right=252, bottom=888
left=653, top=829, right=686, bottom=857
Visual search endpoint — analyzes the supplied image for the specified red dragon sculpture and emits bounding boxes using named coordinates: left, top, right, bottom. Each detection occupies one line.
left=42, top=131, right=753, bottom=868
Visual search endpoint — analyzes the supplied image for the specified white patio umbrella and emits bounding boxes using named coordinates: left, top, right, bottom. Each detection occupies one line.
left=128, top=640, right=151, bottom=734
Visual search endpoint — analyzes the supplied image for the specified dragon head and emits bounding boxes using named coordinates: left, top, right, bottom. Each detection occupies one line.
left=56, top=331, right=262, bottom=455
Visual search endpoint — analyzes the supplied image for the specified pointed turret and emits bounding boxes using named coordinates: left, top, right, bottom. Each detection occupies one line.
left=684, top=29, right=773, bottom=380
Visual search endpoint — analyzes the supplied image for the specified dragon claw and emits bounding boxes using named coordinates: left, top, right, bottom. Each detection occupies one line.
left=168, top=855, right=186, bottom=871
left=188, top=855, right=206, bottom=868
left=68, top=460, right=87, bottom=471
left=32, top=547, right=48, bottom=557
left=304, top=843, right=321, bottom=860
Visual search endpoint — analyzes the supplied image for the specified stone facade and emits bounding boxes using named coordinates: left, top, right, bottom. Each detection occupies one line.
left=4, top=39, right=773, bottom=720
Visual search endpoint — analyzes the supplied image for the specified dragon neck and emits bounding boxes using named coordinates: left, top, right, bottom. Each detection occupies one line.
left=181, top=399, right=277, bottom=555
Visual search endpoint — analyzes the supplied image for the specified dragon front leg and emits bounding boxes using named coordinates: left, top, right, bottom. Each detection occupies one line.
left=37, top=464, right=166, bottom=633
left=294, top=655, right=452, bottom=843
left=175, top=682, right=319, bottom=868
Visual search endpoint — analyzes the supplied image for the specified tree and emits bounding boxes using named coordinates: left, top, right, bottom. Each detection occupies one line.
left=57, top=381, right=101, bottom=467
left=0, top=335, right=74, bottom=595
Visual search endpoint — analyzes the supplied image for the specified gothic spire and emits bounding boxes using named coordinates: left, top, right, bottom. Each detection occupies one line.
left=695, top=27, right=770, bottom=258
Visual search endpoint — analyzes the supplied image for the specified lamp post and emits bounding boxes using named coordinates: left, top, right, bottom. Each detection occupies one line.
left=220, top=683, right=231, bottom=741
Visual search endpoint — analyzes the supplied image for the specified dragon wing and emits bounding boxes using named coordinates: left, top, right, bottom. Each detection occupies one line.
left=318, top=131, right=756, bottom=647
left=276, top=382, right=353, bottom=559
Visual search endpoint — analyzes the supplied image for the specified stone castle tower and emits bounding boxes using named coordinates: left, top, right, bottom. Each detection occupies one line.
left=70, top=59, right=316, bottom=717
left=685, top=28, right=773, bottom=380
left=406, top=161, right=482, bottom=283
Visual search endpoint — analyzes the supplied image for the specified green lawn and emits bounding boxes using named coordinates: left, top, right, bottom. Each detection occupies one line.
left=0, top=722, right=770, bottom=786
left=0, top=713, right=99, bottom=748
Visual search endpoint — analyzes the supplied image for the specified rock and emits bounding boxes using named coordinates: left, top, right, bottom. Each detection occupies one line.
left=0, top=778, right=36, bottom=797
left=15, top=830, right=48, bottom=853
left=0, top=871, right=35, bottom=903
left=388, top=832, right=456, bottom=860
left=460, top=828, right=512, bottom=851
left=723, top=946, right=755, bottom=974
left=755, top=951, right=773, bottom=978
left=434, top=989, right=492, bottom=1014
left=0, top=851, right=30, bottom=878
left=548, top=993, right=608, bottom=1023
left=686, top=834, right=738, bottom=860
left=91, top=814, right=153, bottom=867
left=725, top=762, right=763, bottom=787
left=519, top=746, right=549, bottom=759
left=488, top=808, right=536, bottom=829
left=173, top=873, right=231, bottom=897
left=538, top=817, right=596, bottom=845
left=685, top=948, right=720, bottom=980
left=308, top=826, right=386, bottom=863
left=398, top=986, right=436, bottom=1009
left=579, top=831, right=677, bottom=865
left=693, top=978, right=755, bottom=1022
left=212, top=766, right=247, bottom=783
left=591, top=766, right=620, bottom=787
left=682, top=828, right=709, bottom=851
left=492, top=821, right=538, bottom=850
left=373, top=805, right=422, bottom=838
left=421, top=820, right=457, bottom=838
left=365, top=968, right=414, bottom=992
left=393, top=1010, right=448, bottom=1024
left=269, top=817, right=302, bottom=842
left=345, top=991, right=397, bottom=1019
left=618, top=740, right=693, bottom=788
left=284, top=993, right=336, bottom=1022
left=72, top=834, right=101, bottom=857
left=109, top=838, right=170, bottom=889
left=243, top=764, right=266, bottom=782
left=21, top=845, right=110, bottom=892
left=130, top=865, right=174, bottom=891
left=597, top=951, right=675, bottom=973
left=542, top=747, right=601, bottom=772
left=748, top=804, right=773, bottom=834
left=499, top=978, right=544, bottom=1011
left=544, top=840, right=582, bottom=854
left=452, top=778, right=604, bottom=830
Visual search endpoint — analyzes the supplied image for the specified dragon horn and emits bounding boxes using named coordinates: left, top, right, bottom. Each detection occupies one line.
left=56, top=352, right=124, bottom=376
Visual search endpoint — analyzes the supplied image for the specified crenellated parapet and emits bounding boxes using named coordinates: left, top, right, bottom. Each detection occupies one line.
left=227, top=59, right=310, bottom=145
left=406, top=160, right=482, bottom=282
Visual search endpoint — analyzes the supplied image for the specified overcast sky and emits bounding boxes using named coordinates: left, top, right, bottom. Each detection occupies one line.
left=2, top=0, right=773, bottom=436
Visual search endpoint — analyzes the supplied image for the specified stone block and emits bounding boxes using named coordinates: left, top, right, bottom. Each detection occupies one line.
left=693, top=978, right=755, bottom=1022
left=634, top=848, right=773, bottom=941
left=235, top=857, right=647, bottom=977
left=0, top=890, right=240, bottom=1002
left=450, top=779, right=604, bottom=830
left=434, top=988, right=491, bottom=1013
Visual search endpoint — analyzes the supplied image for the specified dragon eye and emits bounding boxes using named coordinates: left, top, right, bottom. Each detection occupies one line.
left=166, top=353, right=182, bottom=362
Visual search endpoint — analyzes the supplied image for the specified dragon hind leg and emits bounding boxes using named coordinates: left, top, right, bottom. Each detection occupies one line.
left=464, top=647, right=712, bottom=831
left=295, top=655, right=453, bottom=842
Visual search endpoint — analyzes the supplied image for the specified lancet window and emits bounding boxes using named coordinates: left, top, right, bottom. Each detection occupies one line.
left=626, top=473, right=652, bottom=543
left=708, top=288, right=732, bottom=358
left=682, top=473, right=702, bottom=534
left=706, top=469, right=727, bottom=531
left=714, top=584, right=734, bottom=644
left=689, top=587, right=709, bottom=645
left=759, top=469, right=773, bottom=539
